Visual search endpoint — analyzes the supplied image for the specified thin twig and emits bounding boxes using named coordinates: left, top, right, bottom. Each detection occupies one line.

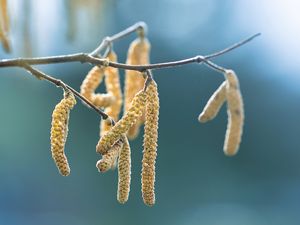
left=22, top=63, right=109, bottom=119
left=0, top=22, right=260, bottom=119
left=89, top=21, right=147, bottom=56
left=0, top=33, right=260, bottom=74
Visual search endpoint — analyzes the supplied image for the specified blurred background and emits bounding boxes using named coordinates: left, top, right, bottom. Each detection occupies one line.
left=0, top=0, right=300, bottom=224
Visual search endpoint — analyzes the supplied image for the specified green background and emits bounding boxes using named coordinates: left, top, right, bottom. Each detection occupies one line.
left=0, top=0, right=300, bottom=224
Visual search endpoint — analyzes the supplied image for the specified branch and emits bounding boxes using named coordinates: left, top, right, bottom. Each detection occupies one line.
left=22, top=63, right=110, bottom=120
left=0, top=22, right=260, bottom=119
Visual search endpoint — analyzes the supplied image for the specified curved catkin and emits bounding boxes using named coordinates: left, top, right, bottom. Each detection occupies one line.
left=124, top=37, right=150, bottom=139
left=96, top=139, right=123, bottom=173
left=92, top=93, right=115, bottom=108
left=100, top=50, right=123, bottom=136
left=50, top=91, right=76, bottom=176
left=142, top=79, right=159, bottom=206
left=117, top=136, right=131, bottom=204
left=198, top=81, right=227, bottom=123
left=96, top=90, right=147, bottom=155
left=224, top=70, right=244, bottom=156
left=80, top=65, right=105, bottom=101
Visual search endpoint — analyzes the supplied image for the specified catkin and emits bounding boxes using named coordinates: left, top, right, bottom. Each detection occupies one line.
left=142, top=79, right=159, bottom=206
left=50, top=91, right=76, bottom=176
left=198, top=81, right=227, bottom=123
left=100, top=50, right=123, bottom=136
left=96, top=139, right=123, bottom=173
left=1, top=0, right=9, bottom=33
left=80, top=65, right=105, bottom=101
left=224, top=70, right=244, bottom=156
left=96, top=90, right=147, bottom=155
left=124, top=37, right=150, bottom=139
left=117, top=135, right=131, bottom=204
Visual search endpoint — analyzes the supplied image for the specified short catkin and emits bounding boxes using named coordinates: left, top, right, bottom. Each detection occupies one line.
left=198, top=81, right=227, bottom=123
left=96, top=90, right=147, bottom=155
left=100, top=50, right=123, bottom=136
left=124, top=37, right=150, bottom=139
left=117, top=135, right=131, bottom=204
left=224, top=69, right=244, bottom=156
left=50, top=90, right=76, bottom=176
left=142, top=79, right=159, bottom=206
left=96, top=139, right=124, bottom=173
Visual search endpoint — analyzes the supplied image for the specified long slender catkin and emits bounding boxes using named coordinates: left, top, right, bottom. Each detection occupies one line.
left=100, top=50, right=123, bottom=136
left=224, top=70, right=244, bottom=156
left=142, top=79, right=159, bottom=206
left=96, top=139, right=123, bottom=173
left=117, top=135, right=131, bottom=204
left=50, top=91, right=76, bottom=176
left=96, top=90, right=147, bottom=154
left=124, top=37, right=150, bottom=139
left=198, top=81, right=227, bottom=123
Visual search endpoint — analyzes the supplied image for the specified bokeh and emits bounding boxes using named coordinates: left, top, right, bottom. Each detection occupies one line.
left=0, top=0, right=300, bottom=224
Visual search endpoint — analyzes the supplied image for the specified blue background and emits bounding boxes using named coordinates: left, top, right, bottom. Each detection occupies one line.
left=0, top=0, right=300, bottom=224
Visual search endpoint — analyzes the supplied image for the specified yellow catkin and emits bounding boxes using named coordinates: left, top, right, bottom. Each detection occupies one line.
left=124, top=37, right=150, bottom=139
left=1, top=0, right=9, bottom=33
left=80, top=65, right=105, bottom=101
left=142, top=79, right=159, bottom=206
left=92, top=93, right=115, bottom=108
left=224, top=70, right=244, bottom=156
left=198, top=81, right=227, bottom=123
left=117, top=136, right=131, bottom=204
left=100, top=50, right=123, bottom=136
left=96, top=139, right=123, bottom=173
left=50, top=91, right=76, bottom=176
left=96, top=90, right=147, bottom=155
left=0, top=0, right=10, bottom=53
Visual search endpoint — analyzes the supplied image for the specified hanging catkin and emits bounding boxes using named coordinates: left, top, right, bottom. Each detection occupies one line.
left=50, top=90, right=76, bottom=176
left=198, top=81, right=227, bottom=123
left=124, top=37, right=150, bottom=139
left=80, top=65, right=115, bottom=108
left=142, top=79, right=159, bottom=206
left=96, top=139, right=123, bottom=173
left=96, top=90, right=147, bottom=155
left=80, top=65, right=105, bottom=101
left=224, top=70, right=244, bottom=156
left=117, top=135, right=131, bottom=204
left=100, top=50, right=123, bottom=136
left=0, top=0, right=9, bottom=33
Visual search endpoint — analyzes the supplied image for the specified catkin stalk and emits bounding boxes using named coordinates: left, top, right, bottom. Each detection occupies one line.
left=50, top=91, right=76, bottom=176
left=224, top=70, right=244, bottom=156
left=124, top=37, right=150, bottom=139
left=117, top=135, right=131, bottom=204
left=142, top=79, right=159, bottom=206
left=96, top=90, right=147, bottom=154
left=198, top=81, right=227, bottom=123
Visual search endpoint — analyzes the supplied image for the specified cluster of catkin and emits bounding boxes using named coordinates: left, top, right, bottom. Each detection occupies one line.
left=79, top=36, right=158, bottom=205
left=50, top=90, right=76, bottom=176
left=198, top=69, right=244, bottom=156
left=0, top=0, right=10, bottom=52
